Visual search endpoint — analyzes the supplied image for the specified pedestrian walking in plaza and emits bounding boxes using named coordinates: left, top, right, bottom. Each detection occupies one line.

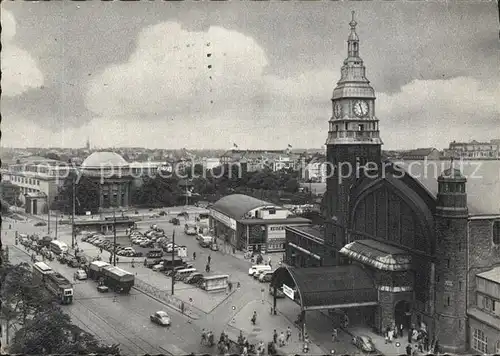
left=205, top=264, right=210, bottom=273
left=408, top=327, right=413, bottom=343
left=286, top=326, right=292, bottom=342
left=228, top=281, right=233, bottom=292
left=100, top=247, right=103, bottom=253
left=193, top=252, right=196, bottom=260
left=109, top=255, right=113, bottom=264
left=181, top=301, right=185, bottom=314
left=406, top=344, right=412, bottom=356
left=251, top=311, right=257, bottom=325
left=273, top=329, right=278, bottom=344
left=279, top=331, right=286, bottom=347
left=332, top=328, right=338, bottom=342
left=400, top=324, right=404, bottom=338
left=208, top=254, right=211, bottom=264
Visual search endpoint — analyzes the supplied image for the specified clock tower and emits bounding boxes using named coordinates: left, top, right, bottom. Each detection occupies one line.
left=325, top=12, right=383, bottom=264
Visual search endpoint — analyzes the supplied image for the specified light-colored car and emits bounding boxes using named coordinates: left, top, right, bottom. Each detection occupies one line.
left=74, top=269, right=88, bottom=280
left=248, top=265, right=272, bottom=276
left=150, top=311, right=171, bottom=326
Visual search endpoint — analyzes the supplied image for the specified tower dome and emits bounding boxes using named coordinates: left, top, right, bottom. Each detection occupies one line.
left=438, top=167, right=466, bottom=182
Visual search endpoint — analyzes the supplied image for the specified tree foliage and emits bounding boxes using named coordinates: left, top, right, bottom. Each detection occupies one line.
left=1, top=262, right=120, bottom=355
left=51, top=172, right=100, bottom=214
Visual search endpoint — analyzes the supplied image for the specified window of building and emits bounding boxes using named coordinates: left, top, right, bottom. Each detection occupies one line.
left=472, top=329, right=487, bottom=353
left=446, top=296, right=450, bottom=306
left=345, top=123, right=349, bottom=131
left=493, top=221, right=500, bottom=245
left=446, top=259, right=450, bottom=268
left=495, top=340, right=500, bottom=354
left=358, top=124, right=364, bottom=131
left=458, top=242, right=462, bottom=251
left=459, top=281, right=463, bottom=291
left=458, top=319, right=462, bottom=330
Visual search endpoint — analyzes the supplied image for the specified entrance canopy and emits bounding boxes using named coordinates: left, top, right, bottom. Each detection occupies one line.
left=339, top=239, right=412, bottom=271
left=271, top=264, right=378, bottom=311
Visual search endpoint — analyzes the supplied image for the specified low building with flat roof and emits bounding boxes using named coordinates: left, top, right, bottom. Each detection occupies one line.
left=209, top=194, right=310, bottom=253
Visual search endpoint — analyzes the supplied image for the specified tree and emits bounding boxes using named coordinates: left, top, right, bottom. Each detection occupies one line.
left=284, top=178, right=300, bottom=193
left=1, top=262, right=120, bottom=355
left=51, top=172, right=100, bottom=214
left=44, top=152, right=61, bottom=161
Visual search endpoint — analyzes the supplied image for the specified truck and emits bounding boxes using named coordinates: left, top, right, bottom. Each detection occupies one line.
left=87, top=261, right=111, bottom=280
left=100, top=265, right=134, bottom=293
left=33, top=262, right=73, bottom=304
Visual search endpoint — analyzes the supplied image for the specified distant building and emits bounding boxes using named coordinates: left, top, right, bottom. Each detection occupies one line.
left=400, top=148, right=442, bottom=160
left=303, top=156, right=328, bottom=182
left=0, top=156, right=75, bottom=214
left=468, top=267, right=500, bottom=354
left=220, top=149, right=299, bottom=173
left=202, top=157, right=221, bottom=170
left=444, top=140, right=500, bottom=159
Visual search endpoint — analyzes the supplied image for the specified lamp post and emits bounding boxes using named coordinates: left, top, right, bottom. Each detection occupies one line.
left=113, top=209, right=117, bottom=266
left=171, top=230, right=176, bottom=295
left=71, top=178, right=76, bottom=249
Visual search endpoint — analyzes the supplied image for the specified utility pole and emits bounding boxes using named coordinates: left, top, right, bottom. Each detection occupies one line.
left=185, top=185, right=188, bottom=206
left=55, top=210, right=58, bottom=239
left=113, top=209, right=117, bottom=266
left=47, top=189, right=51, bottom=236
left=171, top=230, right=175, bottom=295
left=71, top=178, right=76, bottom=248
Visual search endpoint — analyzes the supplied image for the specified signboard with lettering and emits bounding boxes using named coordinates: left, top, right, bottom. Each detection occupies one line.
left=210, top=209, right=237, bottom=230
left=267, top=225, right=286, bottom=251
left=282, top=284, right=295, bottom=300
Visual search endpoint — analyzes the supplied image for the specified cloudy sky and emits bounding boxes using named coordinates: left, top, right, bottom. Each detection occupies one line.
left=2, top=1, right=499, bottom=150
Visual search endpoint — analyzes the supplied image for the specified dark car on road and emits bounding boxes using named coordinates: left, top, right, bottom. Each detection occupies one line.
left=144, top=258, right=163, bottom=268
left=147, top=250, right=163, bottom=258
left=169, top=218, right=180, bottom=225
left=185, top=273, right=204, bottom=284
left=67, top=256, right=80, bottom=268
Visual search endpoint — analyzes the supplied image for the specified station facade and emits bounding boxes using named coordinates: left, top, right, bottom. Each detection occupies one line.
left=271, top=13, right=500, bottom=354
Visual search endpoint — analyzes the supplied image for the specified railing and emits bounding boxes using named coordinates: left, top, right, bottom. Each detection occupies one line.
left=133, top=278, right=205, bottom=319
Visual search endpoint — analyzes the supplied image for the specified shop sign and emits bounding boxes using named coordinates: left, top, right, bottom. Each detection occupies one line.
left=282, top=284, right=295, bottom=300
left=444, top=280, right=453, bottom=287
left=268, top=225, right=286, bottom=241
left=210, top=209, right=237, bottom=230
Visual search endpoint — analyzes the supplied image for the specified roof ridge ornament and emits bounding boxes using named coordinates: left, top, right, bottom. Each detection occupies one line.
left=349, top=10, right=357, bottom=30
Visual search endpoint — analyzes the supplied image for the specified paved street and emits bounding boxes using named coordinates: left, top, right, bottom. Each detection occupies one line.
left=3, top=212, right=364, bottom=355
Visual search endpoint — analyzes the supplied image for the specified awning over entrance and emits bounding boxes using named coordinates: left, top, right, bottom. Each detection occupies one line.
left=339, top=239, right=412, bottom=271
left=271, top=264, right=378, bottom=311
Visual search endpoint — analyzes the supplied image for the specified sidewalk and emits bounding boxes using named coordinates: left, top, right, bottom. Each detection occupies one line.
left=225, top=299, right=327, bottom=355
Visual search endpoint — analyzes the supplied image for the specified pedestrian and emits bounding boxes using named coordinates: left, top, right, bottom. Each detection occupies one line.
left=412, top=344, right=418, bottom=356
left=388, top=329, right=394, bottom=343
left=406, top=344, right=412, bottom=356
left=208, top=254, right=211, bottom=264
left=181, top=301, right=185, bottom=314
left=205, top=264, right=210, bottom=273
left=286, top=326, right=292, bottom=342
left=273, top=329, right=278, bottom=343
left=279, top=331, right=286, bottom=347
left=251, top=311, right=257, bottom=325
left=228, top=281, right=233, bottom=293
left=400, top=323, right=404, bottom=338
left=116, top=256, right=120, bottom=264
left=109, top=255, right=113, bottom=264
left=408, top=327, right=413, bottom=344
left=100, top=247, right=103, bottom=253
left=332, top=328, right=338, bottom=342
left=193, top=251, right=196, bottom=260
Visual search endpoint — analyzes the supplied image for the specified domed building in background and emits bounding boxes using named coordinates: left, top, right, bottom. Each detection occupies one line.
left=81, top=151, right=133, bottom=209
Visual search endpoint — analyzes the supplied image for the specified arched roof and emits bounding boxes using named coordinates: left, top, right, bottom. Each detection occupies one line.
left=271, top=264, right=378, bottom=310
left=211, top=194, right=273, bottom=220
left=81, top=152, right=129, bottom=169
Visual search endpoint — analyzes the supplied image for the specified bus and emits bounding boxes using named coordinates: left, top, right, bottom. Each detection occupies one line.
left=33, top=261, right=54, bottom=285
left=49, top=240, right=69, bottom=255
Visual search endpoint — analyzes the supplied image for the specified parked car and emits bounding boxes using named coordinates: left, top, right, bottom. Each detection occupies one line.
left=34, top=221, right=47, bottom=227
left=169, top=218, right=180, bottom=225
left=352, top=335, right=376, bottom=353
left=185, top=273, right=204, bottom=284
left=74, top=269, right=88, bottom=280
left=259, top=271, right=274, bottom=283
left=67, top=257, right=80, bottom=268
left=150, top=311, right=171, bottom=326
left=147, top=250, right=163, bottom=258
left=140, top=240, right=154, bottom=248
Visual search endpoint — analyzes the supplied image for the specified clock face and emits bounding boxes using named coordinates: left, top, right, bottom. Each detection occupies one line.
left=353, top=100, right=369, bottom=117
left=334, top=103, right=342, bottom=118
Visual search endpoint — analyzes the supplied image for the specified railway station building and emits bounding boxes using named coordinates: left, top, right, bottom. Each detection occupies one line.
left=271, top=13, right=500, bottom=354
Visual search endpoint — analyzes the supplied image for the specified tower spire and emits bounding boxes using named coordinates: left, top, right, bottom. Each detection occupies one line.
left=347, top=10, right=359, bottom=58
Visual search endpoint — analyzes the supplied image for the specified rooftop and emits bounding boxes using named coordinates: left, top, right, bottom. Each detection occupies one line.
left=238, top=217, right=311, bottom=225
left=287, top=225, right=324, bottom=241
left=477, top=266, right=500, bottom=283
left=82, top=151, right=129, bottom=169
left=396, top=159, right=500, bottom=215
left=211, top=194, right=274, bottom=220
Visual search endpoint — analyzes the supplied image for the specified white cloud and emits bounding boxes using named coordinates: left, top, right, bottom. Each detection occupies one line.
left=0, top=9, right=44, bottom=97
left=85, top=22, right=268, bottom=117
left=377, top=77, right=500, bottom=149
